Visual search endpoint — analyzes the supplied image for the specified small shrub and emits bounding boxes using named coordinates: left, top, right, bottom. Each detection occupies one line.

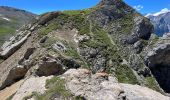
left=115, top=64, right=139, bottom=84
left=34, top=77, right=73, bottom=100
left=145, top=77, right=162, bottom=93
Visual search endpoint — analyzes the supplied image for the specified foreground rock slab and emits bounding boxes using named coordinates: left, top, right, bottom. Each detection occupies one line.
left=62, top=69, right=170, bottom=100
left=12, top=76, right=52, bottom=100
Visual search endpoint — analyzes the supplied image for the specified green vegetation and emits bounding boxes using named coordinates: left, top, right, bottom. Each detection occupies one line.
left=111, top=14, right=134, bottom=35
left=6, top=93, right=15, bottom=100
left=65, top=48, right=80, bottom=59
left=38, top=23, right=60, bottom=38
left=0, top=17, right=20, bottom=45
left=0, top=59, right=4, bottom=64
left=115, top=64, right=139, bottom=84
left=149, top=35, right=159, bottom=46
left=37, top=9, right=159, bottom=92
left=41, top=37, right=56, bottom=48
left=145, top=77, right=162, bottom=93
left=0, top=27, right=15, bottom=46
left=33, top=77, right=72, bottom=100
left=30, top=76, right=83, bottom=100
left=63, top=7, right=98, bottom=16
left=82, top=26, right=112, bottom=48
left=141, top=39, right=149, bottom=46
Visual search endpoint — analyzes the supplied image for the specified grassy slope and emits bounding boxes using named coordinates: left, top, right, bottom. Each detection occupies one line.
left=19, top=6, right=162, bottom=99
left=38, top=9, right=160, bottom=88
left=0, top=18, right=18, bottom=45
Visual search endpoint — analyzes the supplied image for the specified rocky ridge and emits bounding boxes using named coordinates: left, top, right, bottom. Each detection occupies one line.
left=146, top=9, right=170, bottom=36
left=0, top=0, right=169, bottom=99
left=0, top=6, right=37, bottom=46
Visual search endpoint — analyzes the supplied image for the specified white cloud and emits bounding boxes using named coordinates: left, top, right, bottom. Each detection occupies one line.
left=133, top=5, right=143, bottom=11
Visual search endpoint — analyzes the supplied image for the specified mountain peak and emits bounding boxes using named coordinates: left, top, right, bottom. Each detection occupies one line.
left=145, top=8, right=170, bottom=17
left=98, top=0, right=123, bottom=6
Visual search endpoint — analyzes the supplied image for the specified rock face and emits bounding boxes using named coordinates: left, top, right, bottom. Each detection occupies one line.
left=126, top=16, right=153, bottom=44
left=145, top=42, right=170, bottom=93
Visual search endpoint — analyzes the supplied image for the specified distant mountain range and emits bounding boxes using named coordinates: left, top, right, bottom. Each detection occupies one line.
left=145, top=8, right=170, bottom=36
left=0, top=6, right=36, bottom=45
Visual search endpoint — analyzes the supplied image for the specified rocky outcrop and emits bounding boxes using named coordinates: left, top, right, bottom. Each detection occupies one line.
left=9, top=69, right=169, bottom=100
left=62, top=69, right=169, bottom=100
left=121, top=83, right=169, bottom=100
left=80, top=47, right=106, bottom=73
left=35, top=55, right=64, bottom=76
left=126, top=16, right=153, bottom=44
left=89, top=0, right=133, bottom=27
left=38, top=12, right=60, bottom=25
left=0, top=66, right=27, bottom=90
left=0, top=47, right=36, bottom=90
left=35, top=55, right=81, bottom=76
left=145, top=43, right=170, bottom=93
left=0, top=32, right=31, bottom=59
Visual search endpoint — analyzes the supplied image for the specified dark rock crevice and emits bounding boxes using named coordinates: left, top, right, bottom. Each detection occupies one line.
left=145, top=44, right=170, bottom=93
left=150, top=64, right=170, bottom=93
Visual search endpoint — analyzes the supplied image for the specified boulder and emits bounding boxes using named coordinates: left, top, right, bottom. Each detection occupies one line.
left=35, top=55, right=64, bottom=76
left=35, top=55, right=80, bottom=76
left=0, top=65, right=27, bottom=90
left=126, top=16, right=153, bottom=44
left=76, top=34, right=90, bottom=43
left=52, top=42, right=67, bottom=52
left=18, top=48, right=35, bottom=68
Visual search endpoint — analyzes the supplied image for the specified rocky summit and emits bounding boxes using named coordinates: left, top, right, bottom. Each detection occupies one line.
left=0, top=0, right=170, bottom=100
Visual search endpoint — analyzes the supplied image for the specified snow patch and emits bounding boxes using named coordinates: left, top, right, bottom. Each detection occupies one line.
left=145, top=8, right=170, bottom=17
left=2, top=17, right=11, bottom=21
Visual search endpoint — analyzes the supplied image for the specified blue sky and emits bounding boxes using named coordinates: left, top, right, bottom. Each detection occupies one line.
left=0, top=0, right=170, bottom=14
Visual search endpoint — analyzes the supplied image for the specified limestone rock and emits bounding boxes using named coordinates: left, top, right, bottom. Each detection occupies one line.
left=35, top=55, right=80, bottom=76
left=62, top=69, right=169, bottom=100
left=126, top=16, right=153, bottom=44
left=12, top=76, right=52, bottom=100
left=0, top=32, right=31, bottom=59
left=76, top=34, right=90, bottom=43
left=122, top=84, right=170, bottom=100
left=52, top=42, right=66, bottom=52
left=35, top=55, right=64, bottom=76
